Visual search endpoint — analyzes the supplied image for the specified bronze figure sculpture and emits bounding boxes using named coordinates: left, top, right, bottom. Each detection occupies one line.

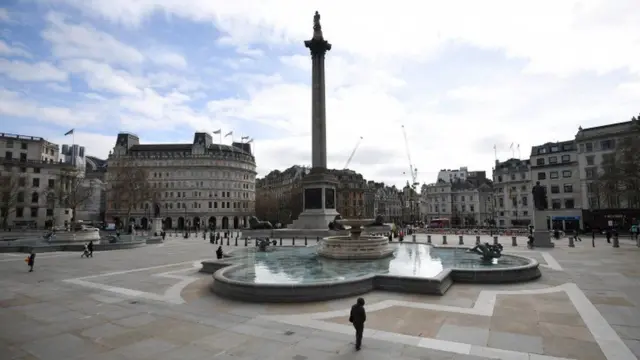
left=531, top=181, right=548, bottom=211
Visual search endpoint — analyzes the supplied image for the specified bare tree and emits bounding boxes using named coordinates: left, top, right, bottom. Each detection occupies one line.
left=255, top=191, right=278, bottom=222
left=51, top=169, right=96, bottom=231
left=107, top=162, right=156, bottom=229
left=595, top=134, right=640, bottom=208
left=0, top=171, right=28, bottom=228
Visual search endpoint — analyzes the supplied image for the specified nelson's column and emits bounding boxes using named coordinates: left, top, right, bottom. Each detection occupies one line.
left=291, top=11, right=340, bottom=229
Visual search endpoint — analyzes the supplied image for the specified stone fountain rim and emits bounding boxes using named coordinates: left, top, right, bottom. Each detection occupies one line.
left=204, top=244, right=542, bottom=302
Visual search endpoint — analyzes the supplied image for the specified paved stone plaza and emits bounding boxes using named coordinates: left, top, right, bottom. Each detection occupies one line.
left=0, top=234, right=639, bottom=359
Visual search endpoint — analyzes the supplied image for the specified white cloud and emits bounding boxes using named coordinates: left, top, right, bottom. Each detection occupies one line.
left=46, top=83, right=72, bottom=92
left=150, top=51, right=188, bottom=69
left=61, top=59, right=141, bottom=95
left=0, top=40, right=31, bottom=58
left=0, top=89, right=99, bottom=126
left=42, top=12, right=144, bottom=66
left=0, top=59, right=67, bottom=82
left=7, top=1, right=640, bottom=187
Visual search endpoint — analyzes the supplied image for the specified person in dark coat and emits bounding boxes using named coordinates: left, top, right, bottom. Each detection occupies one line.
left=27, top=251, right=36, bottom=272
left=216, top=246, right=223, bottom=259
left=87, top=241, right=94, bottom=257
left=349, top=297, right=366, bottom=350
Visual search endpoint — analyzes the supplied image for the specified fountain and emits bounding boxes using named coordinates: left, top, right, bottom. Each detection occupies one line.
left=317, top=219, right=393, bottom=260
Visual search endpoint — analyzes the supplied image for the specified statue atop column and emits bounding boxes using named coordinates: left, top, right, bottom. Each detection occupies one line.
left=532, top=181, right=547, bottom=211
left=313, top=11, right=324, bottom=39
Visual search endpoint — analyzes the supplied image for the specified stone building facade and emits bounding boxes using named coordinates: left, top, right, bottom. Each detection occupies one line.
left=529, top=140, right=582, bottom=230
left=575, top=119, right=640, bottom=230
left=0, top=133, right=73, bottom=229
left=105, top=132, right=256, bottom=230
left=328, top=169, right=367, bottom=218
left=374, top=185, right=402, bottom=222
left=421, top=175, right=494, bottom=227
left=492, top=158, right=533, bottom=227
left=255, top=165, right=308, bottom=225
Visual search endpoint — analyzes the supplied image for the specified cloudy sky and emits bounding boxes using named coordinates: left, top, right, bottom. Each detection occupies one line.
left=1, top=1, right=639, bottom=187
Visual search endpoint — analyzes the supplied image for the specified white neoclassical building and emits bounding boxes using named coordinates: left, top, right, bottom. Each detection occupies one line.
left=105, top=132, right=256, bottom=230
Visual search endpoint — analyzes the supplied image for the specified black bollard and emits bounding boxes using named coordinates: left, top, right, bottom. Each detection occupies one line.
left=493, top=236, right=498, bottom=245
left=427, top=235, right=432, bottom=244
left=317, top=236, right=320, bottom=243
left=244, top=237, right=248, bottom=246
left=293, top=237, right=295, bottom=246
left=305, top=237, right=308, bottom=246
left=442, top=235, right=447, bottom=245
left=235, top=238, right=238, bottom=246
left=226, top=238, right=229, bottom=246
left=511, top=236, right=517, bottom=247
left=279, top=238, right=282, bottom=246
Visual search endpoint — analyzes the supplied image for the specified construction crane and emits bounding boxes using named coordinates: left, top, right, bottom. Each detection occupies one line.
left=401, top=125, right=419, bottom=187
left=402, top=125, right=420, bottom=223
left=343, top=136, right=363, bottom=169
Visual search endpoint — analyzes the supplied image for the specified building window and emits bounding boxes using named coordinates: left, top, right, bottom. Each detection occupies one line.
left=16, top=207, right=23, bottom=217
left=551, top=185, right=560, bottom=194
left=17, top=191, right=24, bottom=203
left=564, top=184, right=573, bottom=193
left=551, top=199, right=561, bottom=209
left=550, top=171, right=559, bottom=179
left=600, top=139, right=615, bottom=150
left=585, top=142, right=593, bottom=152
left=208, top=201, right=212, bottom=209
left=21, top=142, right=27, bottom=150
left=549, top=156, right=558, bottom=164
left=536, top=158, right=545, bottom=166
left=585, top=168, right=596, bottom=179
left=537, top=172, right=546, bottom=180
left=498, top=176, right=502, bottom=182
left=537, top=148, right=547, bottom=154
left=470, top=205, right=475, bottom=212
left=32, top=178, right=39, bottom=187
left=510, top=174, right=515, bottom=180
left=520, top=173, right=526, bottom=180
left=521, top=196, right=528, bottom=206
left=5, top=151, right=12, bottom=160
left=30, top=207, right=38, bottom=217
left=562, top=170, right=572, bottom=178
left=586, top=182, right=595, bottom=193
left=31, top=192, right=38, bottom=203
left=46, top=208, right=53, bottom=216
left=586, top=156, right=595, bottom=165
left=19, top=153, right=27, bottom=162
left=564, top=199, right=575, bottom=209
left=18, top=176, right=26, bottom=187
left=33, top=167, right=40, bottom=173
left=561, top=154, right=570, bottom=163
left=579, top=144, right=584, bottom=153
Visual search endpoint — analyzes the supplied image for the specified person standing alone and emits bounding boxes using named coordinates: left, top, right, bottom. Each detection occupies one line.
left=26, top=251, right=36, bottom=272
left=349, top=297, right=366, bottom=351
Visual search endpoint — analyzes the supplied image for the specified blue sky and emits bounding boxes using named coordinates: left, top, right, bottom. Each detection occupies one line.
left=1, top=0, right=639, bottom=186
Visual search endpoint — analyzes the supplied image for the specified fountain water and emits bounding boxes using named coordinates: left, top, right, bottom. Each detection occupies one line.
left=317, top=219, right=393, bottom=260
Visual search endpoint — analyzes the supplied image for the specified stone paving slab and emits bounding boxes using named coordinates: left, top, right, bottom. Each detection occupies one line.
left=0, top=237, right=638, bottom=359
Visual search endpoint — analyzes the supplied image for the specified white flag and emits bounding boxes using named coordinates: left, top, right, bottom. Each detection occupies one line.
left=509, top=142, right=514, bottom=149
left=241, top=136, right=249, bottom=140
left=224, top=131, right=233, bottom=138
left=213, top=129, right=221, bottom=134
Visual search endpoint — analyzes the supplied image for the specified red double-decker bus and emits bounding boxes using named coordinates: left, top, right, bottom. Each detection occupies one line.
left=429, top=218, right=450, bottom=228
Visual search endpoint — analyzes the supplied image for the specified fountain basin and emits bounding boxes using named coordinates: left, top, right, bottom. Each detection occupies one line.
left=206, top=244, right=541, bottom=302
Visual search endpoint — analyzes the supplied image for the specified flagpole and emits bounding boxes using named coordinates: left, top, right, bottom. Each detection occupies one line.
left=493, top=145, right=497, bottom=162
left=517, top=145, right=521, bottom=159
left=219, top=133, right=222, bottom=144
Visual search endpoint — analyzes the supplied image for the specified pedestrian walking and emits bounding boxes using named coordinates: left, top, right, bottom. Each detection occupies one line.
left=26, top=251, right=36, bottom=272
left=349, top=297, right=366, bottom=351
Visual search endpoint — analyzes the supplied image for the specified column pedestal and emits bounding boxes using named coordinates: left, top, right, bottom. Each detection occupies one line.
left=533, top=210, right=554, bottom=248
left=290, top=169, right=339, bottom=229
left=152, top=218, right=163, bottom=235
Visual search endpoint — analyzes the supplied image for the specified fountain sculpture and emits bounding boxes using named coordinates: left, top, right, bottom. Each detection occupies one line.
left=317, top=219, right=393, bottom=260
left=468, top=242, right=503, bottom=261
